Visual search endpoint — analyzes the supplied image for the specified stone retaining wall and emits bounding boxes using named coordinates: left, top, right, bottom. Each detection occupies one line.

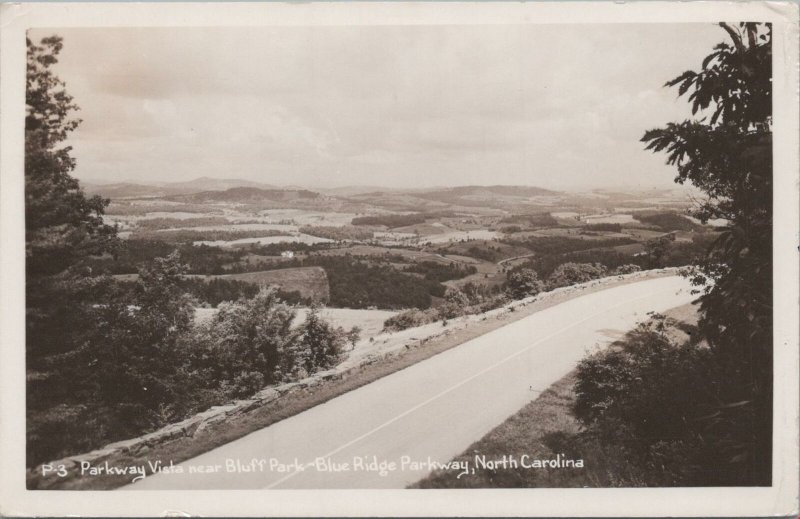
left=26, top=267, right=683, bottom=489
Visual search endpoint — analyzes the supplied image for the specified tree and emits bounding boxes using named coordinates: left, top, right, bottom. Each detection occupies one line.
left=25, top=36, right=117, bottom=278
left=506, top=268, right=544, bottom=299
left=438, top=288, right=470, bottom=319
left=295, top=306, right=345, bottom=375
left=25, top=36, right=119, bottom=364
left=643, top=234, right=675, bottom=268
left=83, top=253, right=195, bottom=415
left=346, top=326, right=362, bottom=350
left=641, top=23, right=772, bottom=483
left=187, top=287, right=298, bottom=388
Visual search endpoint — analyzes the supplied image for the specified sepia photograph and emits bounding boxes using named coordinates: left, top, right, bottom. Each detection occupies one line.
left=0, top=1, right=798, bottom=517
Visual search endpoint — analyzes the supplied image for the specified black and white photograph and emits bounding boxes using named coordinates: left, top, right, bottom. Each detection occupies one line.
left=0, top=2, right=798, bottom=517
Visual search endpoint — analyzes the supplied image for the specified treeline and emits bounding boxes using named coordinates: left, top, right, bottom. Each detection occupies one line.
left=85, top=240, right=339, bottom=276
left=85, top=240, right=246, bottom=275
left=513, top=233, right=714, bottom=278
left=402, top=260, right=477, bottom=282
left=502, top=236, right=636, bottom=256
left=129, top=228, right=286, bottom=243
left=498, top=213, right=559, bottom=227
left=352, top=213, right=427, bottom=228
left=515, top=250, right=646, bottom=278
left=634, top=211, right=703, bottom=232
left=134, top=216, right=232, bottom=230
left=298, top=225, right=374, bottom=241
left=105, top=202, right=214, bottom=216
left=582, top=223, right=622, bottom=232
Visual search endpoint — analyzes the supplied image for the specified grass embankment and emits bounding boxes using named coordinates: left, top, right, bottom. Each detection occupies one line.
left=52, top=269, right=679, bottom=490
left=411, top=371, right=648, bottom=488
left=412, top=303, right=698, bottom=488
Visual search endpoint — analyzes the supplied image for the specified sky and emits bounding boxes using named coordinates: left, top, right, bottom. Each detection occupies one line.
left=32, top=24, right=725, bottom=190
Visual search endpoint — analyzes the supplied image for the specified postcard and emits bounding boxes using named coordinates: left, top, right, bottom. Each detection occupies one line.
left=0, top=1, right=797, bottom=516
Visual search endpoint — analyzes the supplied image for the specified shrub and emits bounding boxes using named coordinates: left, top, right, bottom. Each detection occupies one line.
left=185, top=287, right=298, bottom=387
left=437, top=288, right=471, bottom=319
left=548, top=262, right=607, bottom=288
left=383, top=308, right=434, bottom=332
left=506, top=268, right=544, bottom=299
left=573, top=321, right=726, bottom=485
left=613, top=264, right=643, bottom=275
left=229, top=371, right=267, bottom=399
left=294, top=307, right=346, bottom=375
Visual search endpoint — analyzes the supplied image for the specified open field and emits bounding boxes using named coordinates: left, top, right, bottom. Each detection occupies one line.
left=293, top=308, right=398, bottom=337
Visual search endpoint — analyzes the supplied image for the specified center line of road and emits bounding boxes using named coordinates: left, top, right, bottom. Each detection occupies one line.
left=263, top=284, right=684, bottom=489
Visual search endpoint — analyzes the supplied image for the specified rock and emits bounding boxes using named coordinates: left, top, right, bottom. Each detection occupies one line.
left=233, top=399, right=259, bottom=413
left=68, top=448, right=116, bottom=465
left=254, top=388, right=279, bottom=403
left=133, top=444, right=150, bottom=455
left=179, top=415, right=206, bottom=437
left=103, top=437, right=144, bottom=453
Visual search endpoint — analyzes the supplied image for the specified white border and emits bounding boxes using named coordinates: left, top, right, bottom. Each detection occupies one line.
left=1, top=2, right=798, bottom=517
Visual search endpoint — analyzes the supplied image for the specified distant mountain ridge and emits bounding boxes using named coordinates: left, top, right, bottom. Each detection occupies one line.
left=82, top=182, right=185, bottom=199
left=421, top=185, right=556, bottom=197
left=170, top=186, right=321, bottom=203
left=83, top=177, right=279, bottom=199
left=82, top=176, right=559, bottom=203
left=155, top=177, right=278, bottom=192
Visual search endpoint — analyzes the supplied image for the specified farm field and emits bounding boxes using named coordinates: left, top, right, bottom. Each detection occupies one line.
left=89, top=182, right=716, bottom=320
left=293, top=307, right=398, bottom=338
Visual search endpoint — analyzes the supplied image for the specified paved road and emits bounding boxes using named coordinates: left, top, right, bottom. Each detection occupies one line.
left=128, top=276, right=694, bottom=490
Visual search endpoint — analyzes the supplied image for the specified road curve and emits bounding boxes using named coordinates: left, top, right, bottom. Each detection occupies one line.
left=128, top=276, right=694, bottom=490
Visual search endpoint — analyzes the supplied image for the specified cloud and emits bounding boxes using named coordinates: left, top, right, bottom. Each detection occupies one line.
left=30, top=23, right=725, bottom=189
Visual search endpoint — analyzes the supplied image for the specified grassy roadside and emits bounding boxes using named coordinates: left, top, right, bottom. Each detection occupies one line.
left=412, top=303, right=699, bottom=489
left=45, top=269, right=679, bottom=490
left=410, top=371, right=648, bottom=488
